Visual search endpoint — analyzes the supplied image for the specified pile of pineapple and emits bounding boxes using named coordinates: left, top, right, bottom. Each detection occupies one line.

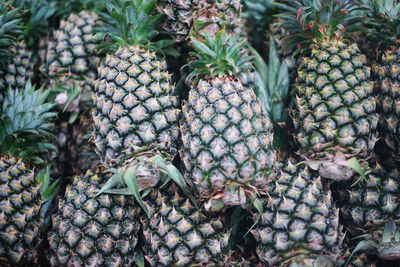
left=1, top=0, right=400, bottom=266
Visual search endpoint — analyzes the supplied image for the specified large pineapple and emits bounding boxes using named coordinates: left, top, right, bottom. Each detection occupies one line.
left=141, top=182, right=230, bottom=266
left=92, top=0, right=180, bottom=169
left=334, top=156, right=400, bottom=260
left=277, top=0, right=378, bottom=180
left=47, top=168, right=141, bottom=266
left=0, top=82, right=57, bottom=265
left=366, top=0, right=400, bottom=161
left=180, top=30, right=276, bottom=209
left=251, top=158, right=343, bottom=266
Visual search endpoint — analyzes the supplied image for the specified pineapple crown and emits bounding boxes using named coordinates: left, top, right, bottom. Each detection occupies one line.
left=13, top=0, right=56, bottom=47
left=0, top=81, right=57, bottom=164
left=275, top=0, right=365, bottom=53
left=0, top=1, right=22, bottom=67
left=251, top=35, right=291, bottom=150
left=96, top=0, right=176, bottom=55
left=364, top=0, right=400, bottom=49
left=187, top=29, right=253, bottom=84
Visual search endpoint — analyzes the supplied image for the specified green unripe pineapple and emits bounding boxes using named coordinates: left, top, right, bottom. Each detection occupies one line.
left=48, top=169, right=141, bottom=266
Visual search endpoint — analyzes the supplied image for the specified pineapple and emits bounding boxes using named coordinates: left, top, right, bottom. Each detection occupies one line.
left=0, top=81, right=57, bottom=265
left=92, top=0, right=180, bottom=169
left=47, top=168, right=141, bottom=266
left=251, top=158, right=343, bottom=266
left=4, top=0, right=55, bottom=90
left=5, top=41, right=34, bottom=90
left=277, top=0, right=378, bottom=180
left=43, top=9, right=101, bottom=112
left=333, top=156, right=400, bottom=260
left=180, top=30, right=276, bottom=210
left=0, top=1, right=21, bottom=102
left=366, top=0, right=400, bottom=161
left=141, top=182, right=230, bottom=265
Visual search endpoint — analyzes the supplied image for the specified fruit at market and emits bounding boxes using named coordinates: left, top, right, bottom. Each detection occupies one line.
left=92, top=0, right=180, bottom=169
left=0, top=82, right=57, bottom=265
left=141, top=182, right=230, bottom=266
left=48, top=169, right=141, bottom=266
left=251, top=158, right=343, bottom=266
left=277, top=0, right=378, bottom=180
left=180, top=30, right=276, bottom=209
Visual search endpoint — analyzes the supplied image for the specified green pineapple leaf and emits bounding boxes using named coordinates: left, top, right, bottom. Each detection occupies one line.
left=0, top=1, right=22, bottom=68
left=123, top=165, right=150, bottom=217
left=187, top=28, right=253, bottom=84
left=96, top=0, right=177, bottom=56
left=275, top=0, right=367, bottom=54
left=152, top=155, right=199, bottom=210
left=0, top=80, right=57, bottom=163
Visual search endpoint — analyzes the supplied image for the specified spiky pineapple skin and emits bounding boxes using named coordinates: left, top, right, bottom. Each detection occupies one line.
left=293, top=40, right=378, bottom=180
left=48, top=169, right=141, bottom=267
left=141, top=183, right=230, bottom=266
left=43, top=11, right=100, bottom=102
left=251, top=158, right=343, bottom=266
left=335, top=159, right=400, bottom=236
left=5, top=41, right=34, bottom=90
left=0, top=157, right=44, bottom=266
left=180, top=77, right=276, bottom=207
left=373, top=48, right=400, bottom=160
left=92, top=45, right=180, bottom=168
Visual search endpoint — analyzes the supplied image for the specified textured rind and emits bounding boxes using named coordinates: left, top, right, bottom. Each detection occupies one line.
left=337, top=158, right=400, bottom=233
left=251, top=159, right=343, bottom=266
left=141, top=183, right=230, bottom=266
left=157, top=0, right=241, bottom=42
left=180, top=77, right=276, bottom=207
left=92, top=45, right=180, bottom=168
left=47, top=169, right=140, bottom=267
left=293, top=40, right=378, bottom=178
left=44, top=11, right=100, bottom=95
left=373, top=48, right=400, bottom=160
left=0, top=157, right=44, bottom=266
left=5, top=41, right=34, bottom=90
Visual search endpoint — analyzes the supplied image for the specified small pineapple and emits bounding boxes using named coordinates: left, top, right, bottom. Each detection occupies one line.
left=43, top=9, right=101, bottom=112
left=366, top=0, right=400, bottom=161
left=251, top=158, right=343, bottom=266
left=333, top=156, right=400, bottom=260
left=277, top=0, right=378, bottom=180
left=0, top=81, right=57, bottom=265
left=0, top=2, right=21, bottom=102
left=47, top=168, right=141, bottom=266
left=5, top=0, right=55, bottom=90
left=141, top=182, right=230, bottom=266
left=180, top=30, right=276, bottom=209
left=5, top=41, right=34, bottom=90
left=92, top=0, right=180, bottom=169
